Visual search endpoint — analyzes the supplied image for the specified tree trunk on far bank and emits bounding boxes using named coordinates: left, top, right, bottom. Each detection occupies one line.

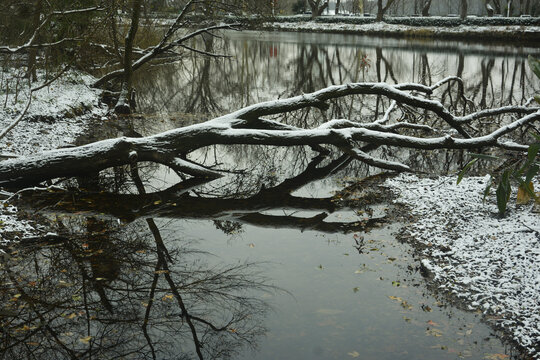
left=376, top=0, right=396, bottom=21
left=115, top=0, right=142, bottom=115
left=422, top=0, right=432, bottom=16
left=308, top=0, right=329, bottom=18
left=376, top=0, right=383, bottom=21
left=460, top=0, right=468, bottom=20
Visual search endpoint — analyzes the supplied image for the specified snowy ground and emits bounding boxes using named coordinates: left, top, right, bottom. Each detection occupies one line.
left=0, top=70, right=106, bottom=246
left=384, top=174, right=540, bottom=358
left=266, top=21, right=540, bottom=40
left=0, top=70, right=106, bottom=156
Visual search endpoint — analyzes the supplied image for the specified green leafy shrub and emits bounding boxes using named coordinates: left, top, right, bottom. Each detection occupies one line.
left=457, top=56, right=540, bottom=215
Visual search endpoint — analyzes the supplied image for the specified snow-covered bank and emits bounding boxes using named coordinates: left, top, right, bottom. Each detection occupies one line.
left=0, top=70, right=106, bottom=246
left=0, top=71, right=106, bottom=155
left=265, top=21, right=540, bottom=42
left=384, top=174, right=540, bottom=358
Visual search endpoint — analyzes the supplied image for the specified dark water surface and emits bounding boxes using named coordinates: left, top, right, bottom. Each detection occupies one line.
left=3, top=31, right=539, bottom=359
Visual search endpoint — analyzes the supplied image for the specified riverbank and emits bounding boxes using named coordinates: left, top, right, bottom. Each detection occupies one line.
left=263, top=20, right=540, bottom=42
left=384, top=174, right=540, bottom=358
left=0, top=70, right=106, bottom=244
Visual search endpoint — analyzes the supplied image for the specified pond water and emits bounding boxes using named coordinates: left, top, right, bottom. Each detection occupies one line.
left=3, top=31, right=540, bottom=359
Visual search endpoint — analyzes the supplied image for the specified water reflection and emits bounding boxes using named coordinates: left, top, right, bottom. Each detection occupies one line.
left=132, top=30, right=539, bottom=179
left=135, top=31, right=540, bottom=119
left=5, top=32, right=538, bottom=359
left=13, top=155, right=389, bottom=234
left=0, top=214, right=271, bottom=359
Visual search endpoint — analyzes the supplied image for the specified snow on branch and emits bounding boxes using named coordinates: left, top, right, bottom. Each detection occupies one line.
left=0, top=6, right=103, bottom=54
left=0, top=80, right=537, bottom=187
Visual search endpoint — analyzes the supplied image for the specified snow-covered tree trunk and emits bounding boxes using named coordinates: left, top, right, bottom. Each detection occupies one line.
left=0, top=79, right=538, bottom=188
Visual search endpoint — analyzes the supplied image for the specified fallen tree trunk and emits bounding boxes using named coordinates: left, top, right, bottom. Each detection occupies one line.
left=0, top=80, right=538, bottom=187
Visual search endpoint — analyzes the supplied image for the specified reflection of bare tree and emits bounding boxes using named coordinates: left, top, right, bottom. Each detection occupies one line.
left=184, top=35, right=222, bottom=115
left=134, top=32, right=539, bottom=131
left=0, top=214, right=271, bottom=359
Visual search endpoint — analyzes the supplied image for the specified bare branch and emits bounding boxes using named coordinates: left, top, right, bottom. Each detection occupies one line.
left=93, top=23, right=243, bottom=88
left=455, top=105, right=540, bottom=124
left=0, top=6, right=102, bottom=54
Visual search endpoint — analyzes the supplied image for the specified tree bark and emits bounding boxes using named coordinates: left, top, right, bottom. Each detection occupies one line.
left=115, top=0, right=143, bottom=114
left=376, top=0, right=397, bottom=22
left=421, top=0, right=432, bottom=16
left=26, top=0, right=43, bottom=82
left=0, top=80, right=537, bottom=188
left=460, top=0, right=468, bottom=20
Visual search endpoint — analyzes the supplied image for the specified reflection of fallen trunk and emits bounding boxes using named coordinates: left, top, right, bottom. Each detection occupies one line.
left=14, top=190, right=386, bottom=233
left=13, top=155, right=390, bottom=234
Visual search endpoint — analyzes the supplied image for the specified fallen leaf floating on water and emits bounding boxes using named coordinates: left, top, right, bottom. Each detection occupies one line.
left=400, top=300, right=413, bottom=310
left=427, top=320, right=438, bottom=327
left=426, top=328, right=443, bottom=337
left=79, top=336, right=92, bottom=344
left=347, top=351, right=360, bottom=358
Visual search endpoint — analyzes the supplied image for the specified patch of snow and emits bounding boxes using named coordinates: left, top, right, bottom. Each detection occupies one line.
left=266, top=21, right=540, bottom=39
left=0, top=203, right=38, bottom=248
left=1, top=70, right=106, bottom=244
left=385, top=174, right=540, bottom=358
left=0, top=70, right=106, bottom=155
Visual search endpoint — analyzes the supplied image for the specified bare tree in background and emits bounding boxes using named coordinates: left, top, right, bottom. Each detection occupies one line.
left=376, top=0, right=398, bottom=21
left=307, top=0, right=330, bottom=18
left=460, top=0, right=468, bottom=19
